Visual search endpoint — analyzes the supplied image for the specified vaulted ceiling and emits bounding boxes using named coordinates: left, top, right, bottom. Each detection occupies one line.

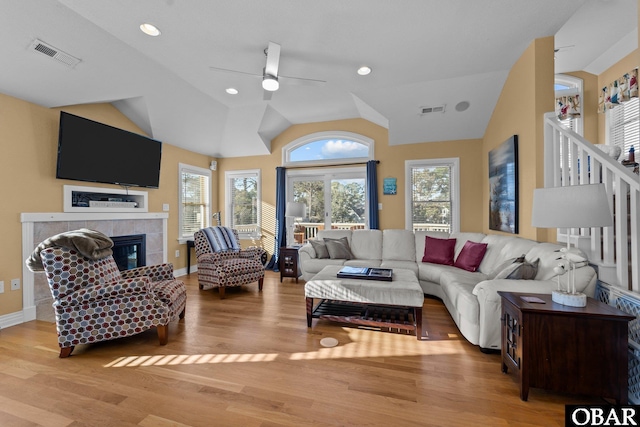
left=0, top=0, right=636, bottom=157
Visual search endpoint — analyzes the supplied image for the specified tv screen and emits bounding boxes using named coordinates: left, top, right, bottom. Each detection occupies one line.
left=56, top=112, right=162, bottom=188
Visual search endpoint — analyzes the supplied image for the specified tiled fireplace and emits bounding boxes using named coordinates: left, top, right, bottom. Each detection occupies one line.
left=21, top=212, right=168, bottom=323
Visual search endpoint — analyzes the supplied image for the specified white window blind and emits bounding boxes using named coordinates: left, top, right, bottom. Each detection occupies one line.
left=609, top=97, right=639, bottom=159
left=179, top=164, right=210, bottom=240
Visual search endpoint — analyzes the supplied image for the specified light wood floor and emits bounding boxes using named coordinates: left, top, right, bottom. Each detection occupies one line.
left=0, top=271, right=604, bottom=427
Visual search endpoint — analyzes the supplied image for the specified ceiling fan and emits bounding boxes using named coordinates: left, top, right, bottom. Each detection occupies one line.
left=209, top=41, right=326, bottom=100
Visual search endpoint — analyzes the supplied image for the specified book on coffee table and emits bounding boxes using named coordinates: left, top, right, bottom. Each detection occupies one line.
left=337, top=266, right=393, bottom=281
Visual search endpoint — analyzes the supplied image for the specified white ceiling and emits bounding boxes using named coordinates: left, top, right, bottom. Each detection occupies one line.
left=0, top=0, right=636, bottom=158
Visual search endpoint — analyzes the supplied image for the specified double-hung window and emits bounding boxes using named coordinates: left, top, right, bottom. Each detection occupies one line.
left=608, top=97, right=639, bottom=159
left=179, top=163, right=211, bottom=242
left=555, top=74, right=583, bottom=136
left=225, top=169, right=261, bottom=239
left=405, top=158, right=459, bottom=233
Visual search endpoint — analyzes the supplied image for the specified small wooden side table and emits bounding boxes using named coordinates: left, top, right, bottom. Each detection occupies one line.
left=498, top=291, right=634, bottom=404
left=279, top=246, right=301, bottom=282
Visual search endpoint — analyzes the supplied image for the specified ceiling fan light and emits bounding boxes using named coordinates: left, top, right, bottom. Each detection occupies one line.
left=262, top=75, right=279, bottom=91
left=139, top=23, right=161, bottom=37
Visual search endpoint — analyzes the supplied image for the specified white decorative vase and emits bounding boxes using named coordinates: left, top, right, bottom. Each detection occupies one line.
left=552, top=290, right=587, bottom=307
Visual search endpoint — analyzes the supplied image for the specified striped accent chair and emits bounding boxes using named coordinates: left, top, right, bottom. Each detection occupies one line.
left=194, top=227, right=265, bottom=298
left=40, top=247, right=187, bottom=358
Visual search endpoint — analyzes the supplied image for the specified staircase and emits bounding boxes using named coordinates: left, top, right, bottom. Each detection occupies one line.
left=543, top=112, right=640, bottom=292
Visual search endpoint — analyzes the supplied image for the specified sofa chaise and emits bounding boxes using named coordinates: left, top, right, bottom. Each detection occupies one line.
left=299, top=229, right=597, bottom=351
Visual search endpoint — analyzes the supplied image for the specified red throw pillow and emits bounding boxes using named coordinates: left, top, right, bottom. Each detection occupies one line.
left=454, top=240, right=488, bottom=272
left=422, top=236, right=457, bottom=266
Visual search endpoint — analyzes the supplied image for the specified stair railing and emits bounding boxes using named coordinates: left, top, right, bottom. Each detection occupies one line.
left=543, top=112, right=640, bottom=291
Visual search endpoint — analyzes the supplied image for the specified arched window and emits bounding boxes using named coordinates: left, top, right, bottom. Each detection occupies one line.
left=282, top=131, right=374, bottom=244
left=282, top=131, right=374, bottom=167
left=555, top=74, right=583, bottom=136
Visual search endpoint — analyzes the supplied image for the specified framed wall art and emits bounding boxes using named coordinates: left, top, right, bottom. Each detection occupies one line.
left=383, top=177, right=397, bottom=195
left=489, top=135, right=519, bottom=234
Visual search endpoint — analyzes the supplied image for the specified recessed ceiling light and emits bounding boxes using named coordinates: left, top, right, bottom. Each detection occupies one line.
left=225, top=88, right=239, bottom=95
left=140, top=23, right=161, bottom=37
left=357, top=66, right=372, bottom=76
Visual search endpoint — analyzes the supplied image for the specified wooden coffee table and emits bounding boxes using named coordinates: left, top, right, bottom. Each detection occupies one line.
left=305, top=265, right=425, bottom=340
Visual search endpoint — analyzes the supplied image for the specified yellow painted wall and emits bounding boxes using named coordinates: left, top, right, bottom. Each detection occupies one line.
left=0, top=93, right=215, bottom=315
left=482, top=37, right=555, bottom=242
left=218, top=118, right=484, bottom=256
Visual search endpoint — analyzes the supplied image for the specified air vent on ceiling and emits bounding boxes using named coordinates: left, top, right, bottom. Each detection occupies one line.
left=420, top=105, right=446, bottom=115
left=30, top=39, right=81, bottom=68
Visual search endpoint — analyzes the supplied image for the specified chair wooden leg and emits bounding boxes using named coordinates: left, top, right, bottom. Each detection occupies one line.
left=218, top=286, right=226, bottom=299
left=258, top=277, right=264, bottom=292
left=157, top=324, right=168, bottom=345
left=59, top=346, right=74, bottom=358
left=179, top=308, right=186, bottom=319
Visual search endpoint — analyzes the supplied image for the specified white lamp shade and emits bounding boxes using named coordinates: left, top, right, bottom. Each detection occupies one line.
left=285, top=202, right=305, bottom=219
left=531, top=184, right=613, bottom=228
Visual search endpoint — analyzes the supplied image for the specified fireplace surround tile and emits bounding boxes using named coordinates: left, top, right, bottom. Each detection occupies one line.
left=22, top=212, right=168, bottom=323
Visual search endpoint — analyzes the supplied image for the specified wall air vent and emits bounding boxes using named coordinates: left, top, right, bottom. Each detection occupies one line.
left=420, top=105, right=446, bottom=115
left=30, top=39, right=81, bottom=68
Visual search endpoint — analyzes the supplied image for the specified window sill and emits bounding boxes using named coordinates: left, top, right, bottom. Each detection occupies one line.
left=239, top=233, right=262, bottom=240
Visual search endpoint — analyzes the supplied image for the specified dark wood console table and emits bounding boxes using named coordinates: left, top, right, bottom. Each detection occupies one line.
left=499, top=291, right=634, bottom=404
left=186, top=240, right=195, bottom=274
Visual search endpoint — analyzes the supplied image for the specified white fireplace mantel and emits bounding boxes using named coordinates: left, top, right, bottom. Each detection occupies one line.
left=18, top=211, right=169, bottom=326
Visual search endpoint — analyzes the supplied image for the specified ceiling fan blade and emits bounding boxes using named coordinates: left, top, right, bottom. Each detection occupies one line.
left=264, top=42, right=281, bottom=77
left=209, top=66, right=261, bottom=78
left=279, top=74, right=327, bottom=86
left=263, top=90, right=273, bottom=101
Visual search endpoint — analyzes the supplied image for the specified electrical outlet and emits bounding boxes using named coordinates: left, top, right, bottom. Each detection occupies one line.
left=10, top=278, right=20, bottom=291
left=0, top=281, right=4, bottom=293
left=163, top=203, right=170, bottom=212
left=175, top=249, right=180, bottom=258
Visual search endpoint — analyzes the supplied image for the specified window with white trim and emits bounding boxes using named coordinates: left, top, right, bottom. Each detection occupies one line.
left=405, top=158, right=460, bottom=233
left=555, top=74, right=583, bottom=136
left=225, top=169, right=261, bottom=239
left=179, top=163, right=211, bottom=241
left=282, top=131, right=374, bottom=167
left=607, top=97, right=639, bottom=160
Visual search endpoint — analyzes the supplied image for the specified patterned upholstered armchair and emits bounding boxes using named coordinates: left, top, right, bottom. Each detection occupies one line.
left=194, top=227, right=265, bottom=298
left=39, top=247, right=187, bottom=358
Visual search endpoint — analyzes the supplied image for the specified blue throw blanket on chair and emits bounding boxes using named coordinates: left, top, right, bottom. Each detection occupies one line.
left=202, top=226, right=240, bottom=252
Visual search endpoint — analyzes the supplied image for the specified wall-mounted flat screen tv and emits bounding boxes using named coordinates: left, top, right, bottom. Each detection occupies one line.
left=56, top=112, right=162, bottom=189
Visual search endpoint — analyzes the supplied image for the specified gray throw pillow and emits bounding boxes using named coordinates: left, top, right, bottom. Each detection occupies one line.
left=309, top=239, right=329, bottom=259
left=323, top=237, right=354, bottom=260
left=494, top=257, right=539, bottom=280
left=488, top=258, right=517, bottom=279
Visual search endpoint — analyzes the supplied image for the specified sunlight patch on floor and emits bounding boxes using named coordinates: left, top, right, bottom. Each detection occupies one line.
left=290, top=328, right=464, bottom=360
left=104, top=327, right=464, bottom=368
left=104, top=352, right=279, bottom=368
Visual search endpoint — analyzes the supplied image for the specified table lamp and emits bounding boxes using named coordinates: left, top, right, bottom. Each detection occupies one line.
left=285, top=202, right=306, bottom=245
left=531, top=184, right=613, bottom=307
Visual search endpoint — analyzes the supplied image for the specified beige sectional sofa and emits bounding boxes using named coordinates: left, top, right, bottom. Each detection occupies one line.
left=298, top=229, right=598, bottom=351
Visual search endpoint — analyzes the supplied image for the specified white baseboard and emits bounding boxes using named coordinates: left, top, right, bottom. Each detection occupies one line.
left=174, top=265, right=197, bottom=278
left=0, top=309, right=32, bottom=329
